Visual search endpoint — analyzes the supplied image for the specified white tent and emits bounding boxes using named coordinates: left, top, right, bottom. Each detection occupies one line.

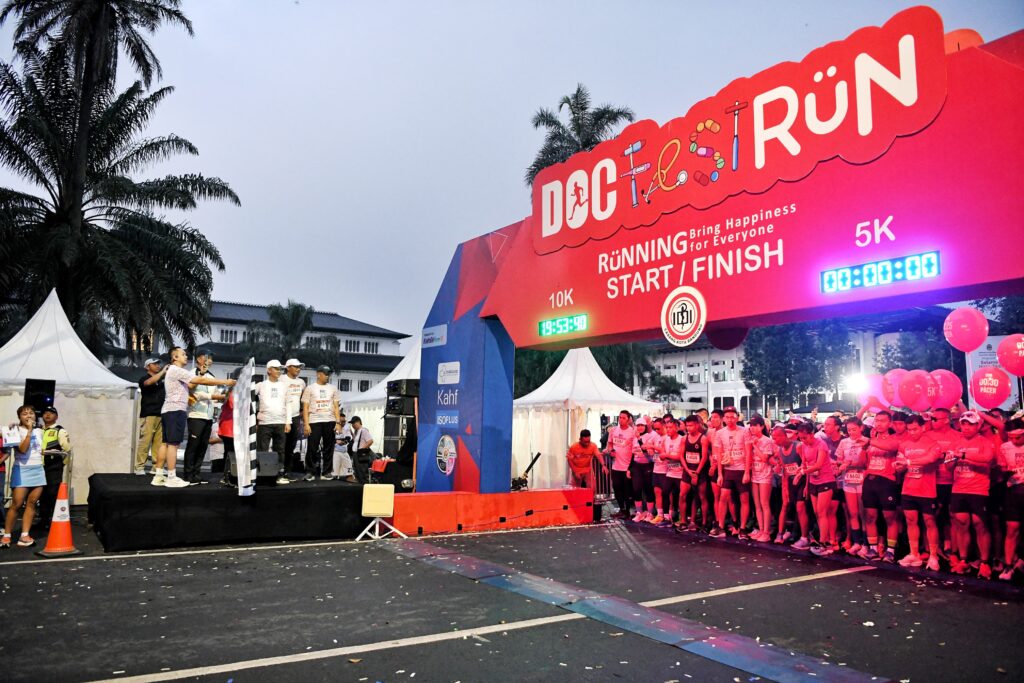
left=512, top=348, right=663, bottom=490
left=342, top=336, right=422, bottom=445
left=0, top=290, right=136, bottom=503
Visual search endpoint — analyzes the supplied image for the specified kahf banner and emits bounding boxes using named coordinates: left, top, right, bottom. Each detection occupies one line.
left=232, top=358, right=259, bottom=496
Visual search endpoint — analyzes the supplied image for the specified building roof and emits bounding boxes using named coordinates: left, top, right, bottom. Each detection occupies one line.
left=209, top=301, right=409, bottom=340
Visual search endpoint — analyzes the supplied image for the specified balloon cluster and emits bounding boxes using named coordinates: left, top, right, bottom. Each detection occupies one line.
left=857, top=368, right=963, bottom=413
left=856, top=306, right=1021, bottom=414
left=942, top=306, right=1021, bottom=410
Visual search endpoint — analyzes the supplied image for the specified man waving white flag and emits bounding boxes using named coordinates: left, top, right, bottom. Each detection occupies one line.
left=232, top=359, right=259, bottom=496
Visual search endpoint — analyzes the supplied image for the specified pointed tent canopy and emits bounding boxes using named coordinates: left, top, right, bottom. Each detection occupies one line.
left=0, top=289, right=133, bottom=395
left=514, top=348, right=662, bottom=413
left=345, top=335, right=422, bottom=408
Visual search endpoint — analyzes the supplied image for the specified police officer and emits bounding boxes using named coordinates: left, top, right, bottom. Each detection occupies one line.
left=38, top=406, right=71, bottom=531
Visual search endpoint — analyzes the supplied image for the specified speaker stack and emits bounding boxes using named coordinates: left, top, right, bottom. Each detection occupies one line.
left=383, top=379, right=417, bottom=487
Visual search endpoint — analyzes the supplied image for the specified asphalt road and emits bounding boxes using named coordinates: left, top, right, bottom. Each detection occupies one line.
left=1, top=517, right=1021, bottom=682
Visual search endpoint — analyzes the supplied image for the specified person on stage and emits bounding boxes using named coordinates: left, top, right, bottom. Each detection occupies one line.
left=183, top=349, right=225, bottom=485
left=135, top=357, right=165, bottom=475
left=255, top=360, right=294, bottom=485
left=151, top=347, right=235, bottom=488
left=283, top=359, right=306, bottom=473
left=348, top=416, right=374, bottom=484
left=302, top=365, right=341, bottom=480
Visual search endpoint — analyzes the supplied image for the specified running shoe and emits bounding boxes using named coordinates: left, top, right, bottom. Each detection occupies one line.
left=276, top=475, right=291, bottom=485
left=781, top=531, right=793, bottom=543
left=649, top=514, right=665, bottom=525
left=16, top=535, right=35, bottom=548
left=134, top=467, right=146, bottom=475
left=163, top=476, right=189, bottom=488
left=792, top=537, right=811, bottom=550
left=657, top=518, right=674, bottom=529
left=950, top=559, right=970, bottom=574
left=0, top=535, right=10, bottom=548
left=642, top=511, right=655, bottom=523
left=847, top=543, right=863, bottom=556
left=150, top=474, right=166, bottom=486
left=632, top=511, right=645, bottom=523
left=708, top=526, right=725, bottom=538
left=303, top=474, right=315, bottom=482
left=773, top=535, right=786, bottom=545
left=882, top=549, right=896, bottom=564
left=859, top=546, right=879, bottom=561
left=738, top=531, right=750, bottom=541
left=926, top=556, right=941, bottom=572
left=998, top=566, right=1015, bottom=581
left=686, top=522, right=699, bottom=532
left=810, top=544, right=830, bottom=556
left=898, top=553, right=923, bottom=568
left=977, top=563, right=992, bottom=580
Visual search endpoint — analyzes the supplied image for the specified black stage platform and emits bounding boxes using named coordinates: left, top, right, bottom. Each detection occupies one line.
left=88, top=474, right=366, bottom=552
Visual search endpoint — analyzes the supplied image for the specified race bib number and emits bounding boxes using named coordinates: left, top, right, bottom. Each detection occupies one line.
left=869, top=455, right=886, bottom=471
left=907, top=466, right=923, bottom=479
left=956, top=462, right=975, bottom=478
left=845, top=471, right=864, bottom=484
left=753, top=460, right=767, bottom=473
left=685, top=452, right=700, bottom=464
left=785, top=463, right=799, bottom=476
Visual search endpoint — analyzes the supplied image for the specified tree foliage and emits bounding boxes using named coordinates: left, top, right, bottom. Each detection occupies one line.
left=973, top=295, right=1024, bottom=334
left=648, top=373, right=685, bottom=402
left=874, top=328, right=956, bottom=373
left=0, top=41, right=237, bottom=355
left=741, top=320, right=854, bottom=408
left=524, top=83, right=634, bottom=186
left=236, top=300, right=339, bottom=369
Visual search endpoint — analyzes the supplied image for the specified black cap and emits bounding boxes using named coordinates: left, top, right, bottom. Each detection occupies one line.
left=42, top=406, right=58, bottom=416
left=195, top=348, right=212, bottom=358
left=317, top=365, right=333, bottom=375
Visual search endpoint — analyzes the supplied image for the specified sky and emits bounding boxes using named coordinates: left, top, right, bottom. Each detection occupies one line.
left=2, top=1, right=1022, bottom=352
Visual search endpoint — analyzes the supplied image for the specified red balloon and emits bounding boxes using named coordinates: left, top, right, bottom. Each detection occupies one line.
left=882, top=369, right=908, bottom=407
left=898, top=370, right=932, bottom=412
left=997, top=334, right=1024, bottom=376
left=943, top=307, right=989, bottom=353
left=929, top=369, right=963, bottom=409
left=970, top=366, right=1011, bottom=410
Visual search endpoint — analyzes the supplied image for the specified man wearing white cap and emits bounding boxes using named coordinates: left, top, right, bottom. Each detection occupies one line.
left=283, top=358, right=306, bottom=473
left=255, top=360, right=294, bottom=484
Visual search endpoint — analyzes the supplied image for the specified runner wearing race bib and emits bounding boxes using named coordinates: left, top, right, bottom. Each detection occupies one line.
left=896, top=415, right=943, bottom=570
left=927, top=407, right=960, bottom=557
left=658, top=418, right=685, bottom=529
left=603, top=410, right=637, bottom=519
left=798, top=422, right=837, bottom=555
left=997, top=418, right=1024, bottom=580
left=773, top=424, right=810, bottom=548
left=747, top=416, right=775, bottom=542
left=705, top=410, right=724, bottom=535
left=860, top=410, right=902, bottom=563
left=835, top=417, right=869, bottom=556
left=713, top=407, right=752, bottom=538
left=947, top=411, right=996, bottom=579
left=681, top=415, right=711, bottom=531
left=631, top=418, right=658, bottom=523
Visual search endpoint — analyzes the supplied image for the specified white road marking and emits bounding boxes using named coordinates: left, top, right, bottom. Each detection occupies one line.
left=642, top=565, right=876, bottom=606
left=84, top=564, right=871, bottom=682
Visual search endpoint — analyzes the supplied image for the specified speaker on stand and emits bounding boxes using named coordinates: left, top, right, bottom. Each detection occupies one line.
left=382, top=379, right=418, bottom=491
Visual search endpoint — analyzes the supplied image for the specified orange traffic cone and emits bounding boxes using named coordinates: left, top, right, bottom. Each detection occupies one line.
left=36, top=482, right=81, bottom=558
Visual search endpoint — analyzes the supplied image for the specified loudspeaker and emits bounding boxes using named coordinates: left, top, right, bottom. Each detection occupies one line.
left=383, top=415, right=416, bottom=463
left=385, top=396, right=416, bottom=416
left=387, top=379, right=419, bottom=398
left=230, top=451, right=280, bottom=483
left=24, top=378, right=56, bottom=414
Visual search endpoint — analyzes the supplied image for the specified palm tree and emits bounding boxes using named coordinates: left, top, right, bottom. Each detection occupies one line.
left=592, top=343, right=655, bottom=393
left=237, top=300, right=338, bottom=368
left=0, top=0, right=193, bottom=234
left=524, top=83, right=635, bottom=186
left=0, top=43, right=238, bottom=354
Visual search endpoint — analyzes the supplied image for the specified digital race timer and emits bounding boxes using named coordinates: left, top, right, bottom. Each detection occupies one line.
left=538, top=313, right=589, bottom=337
left=821, top=251, right=940, bottom=294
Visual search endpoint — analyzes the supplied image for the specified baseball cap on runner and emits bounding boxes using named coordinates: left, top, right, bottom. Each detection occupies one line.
left=958, top=410, right=982, bottom=424
left=285, top=358, right=303, bottom=367
left=266, top=359, right=283, bottom=370
left=316, top=365, right=333, bottom=374
left=144, top=357, right=161, bottom=366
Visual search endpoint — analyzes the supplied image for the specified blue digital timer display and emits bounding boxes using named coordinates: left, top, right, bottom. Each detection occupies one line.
left=821, top=251, right=940, bottom=294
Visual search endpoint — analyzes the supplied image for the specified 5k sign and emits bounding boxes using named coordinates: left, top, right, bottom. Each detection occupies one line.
left=533, top=7, right=946, bottom=255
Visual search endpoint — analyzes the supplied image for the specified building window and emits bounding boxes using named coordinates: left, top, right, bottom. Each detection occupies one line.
left=359, top=380, right=370, bottom=392
left=363, top=341, right=379, bottom=354
left=712, top=371, right=728, bottom=383
left=345, top=339, right=359, bottom=353
left=687, top=372, right=702, bottom=384
left=219, top=329, right=238, bottom=344
left=687, top=362, right=701, bottom=368
left=338, top=379, right=351, bottom=392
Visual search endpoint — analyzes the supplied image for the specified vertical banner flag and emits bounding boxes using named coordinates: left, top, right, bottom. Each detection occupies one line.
left=232, top=358, right=259, bottom=496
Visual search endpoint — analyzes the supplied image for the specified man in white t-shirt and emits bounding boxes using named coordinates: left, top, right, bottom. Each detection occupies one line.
left=152, top=347, right=235, bottom=488
left=256, top=359, right=294, bottom=484
left=302, top=365, right=340, bottom=480
left=333, top=413, right=355, bottom=481
left=348, top=416, right=374, bottom=484
left=282, top=358, right=306, bottom=473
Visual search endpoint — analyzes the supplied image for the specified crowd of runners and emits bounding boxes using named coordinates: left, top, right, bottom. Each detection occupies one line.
left=573, top=405, right=1024, bottom=581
